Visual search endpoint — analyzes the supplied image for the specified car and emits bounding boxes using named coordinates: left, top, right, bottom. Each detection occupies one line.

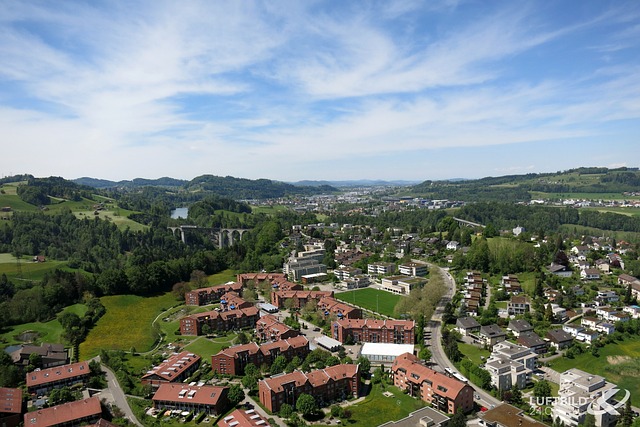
left=313, top=327, right=321, bottom=332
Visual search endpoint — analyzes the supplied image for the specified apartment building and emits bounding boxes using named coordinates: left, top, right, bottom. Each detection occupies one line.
left=333, top=267, right=362, bottom=281
left=258, top=364, right=360, bottom=413
left=332, top=319, right=415, bottom=344
left=270, top=290, right=333, bottom=309
left=184, top=282, right=243, bottom=306
left=507, top=296, right=531, bottom=315
left=24, top=397, right=102, bottom=427
left=152, top=384, right=230, bottom=416
left=255, top=314, right=300, bottom=342
left=485, top=342, right=536, bottom=391
left=219, top=408, right=272, bottom=427
left=367, top=262, right=396, bottom=276
left=479, top=403, right=547, bottom=427
left=212, top=336, right=310, bottom=376
left=141, top=352, right=201, bottom=389
left=398, top=261, right=428, bottom=277
left=0, top=387, right=23, bottom=427
left=317, top=297, right=362, bottom=320
left=180, top=305, right=260, bottom=336
left=391, top=353, right=474, bottom=415
left=26, top=361, right=90, bottom=395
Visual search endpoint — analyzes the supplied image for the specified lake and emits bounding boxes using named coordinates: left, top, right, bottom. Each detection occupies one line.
left=170, top=207, right=188, bottom=219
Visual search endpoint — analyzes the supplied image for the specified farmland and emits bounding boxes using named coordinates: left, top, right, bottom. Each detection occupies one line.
left=0, top=253, right=69, bottom=282
left=335, top=288, right=403, bottom=317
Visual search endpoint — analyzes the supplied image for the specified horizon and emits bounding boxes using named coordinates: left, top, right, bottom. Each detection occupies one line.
left=1, top=1, right=640, bottom=181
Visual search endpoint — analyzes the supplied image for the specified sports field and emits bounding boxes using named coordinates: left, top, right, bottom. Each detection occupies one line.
left=336, top=288, right=403, bottom=317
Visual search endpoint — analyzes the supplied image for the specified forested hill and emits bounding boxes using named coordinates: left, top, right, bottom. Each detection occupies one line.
left=74, top=174, right=338, bottom=199
left=411, top=167, right=640, bottom=202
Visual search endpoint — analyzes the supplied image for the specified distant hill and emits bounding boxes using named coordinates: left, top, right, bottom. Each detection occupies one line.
left=292, top=179, right=420, bottom=187
left=411, top=167, right=640, bottom=202
left=74, top=176, right=187, bottom=188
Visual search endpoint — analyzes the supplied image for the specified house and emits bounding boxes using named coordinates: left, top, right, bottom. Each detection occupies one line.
left=258, top=364, right=360, bottom=413
left=581, top=268, right=601, bottom=280
left=517, top=332, right=548, bottom=355
left=446, top=241, right=459, bottom=251
left=548, top=263, right=572, bottom=278
left=479, top=403, right=547, bottom=427
left=219, top=408, right=272, bottom=427
left=562, top=324, right=584, bottom=338
left=551, top=304, right=568, bottom=322
left=581, top=316, right=600, bottom=329
left=211, top=336, right=309, bottom=376
left=512, top=226, right=525, bottom=236
left=456, top=317, right=481, bottom=337
left=26, top=361, right=90, bottom=395
left=507, top=296, right=531, bottom=316
left=623, top=305, right=640, bottom=319
left=594, top=323, right=615, bottom=335
left=24, top=397, right=102, bottom=427
left=152, top=384, right=230, bottom=416
left=618, top=273, right=640, bottom=288
left=546, top=329, right=574, bottom=350
left=596, top=290, right=619, bottom=305
left=391, top=352, right=475, bottom=415
left=479, top=324, right=507, bottom=348
left=501, top=275, right=522, bottom=295
left=332, top=319, right=415, bottom=344
left=485, top=342, right=536, bottom=391
left=141, top=352, right=201, bottom=389
left=0, top=387, right=23, bottom=427
left=507, top=319, right=533, bottom=337
left=10, top=343, right=68, bottom=369
left=576, top=329, right=598, bottom=344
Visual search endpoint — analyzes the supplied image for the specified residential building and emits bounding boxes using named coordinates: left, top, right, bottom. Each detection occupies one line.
left=10, top=343, right=68, bottom=369
left=0, top=387, right=23, bottom=427
left=339, top=275, right=370, bottom=290
left=623, top=305, right=640, bottom=319
left=546, top=329, right=574, bottom=349
left=237, top=272, right=286, bottom=287
left=211, top=336, right=310, bottom=376
left=551, top=368, right=619, bottom=427
left=317, top=297, right=361, bottom=320
left=26, top=361, right=90, bottom=395
left=595, top=290, right=619, bottom=305
left=283, top=258, right=327, bottom=281
left=501, top=275, right=522, bottom=295
left=548, top=263, right=572, bottom=278
left=479, top=324, right=507, bottom=348
left=255, top=314, right=300, bottom=342
left=270, top=290, right=333, bottom=309
left=333, top=267, right=362, bottom=281
left=507, top=296, right=531, bottom=316
left=179, top=305, right=260, bottom=336
left=219, top=408, right=272, bottom=427
left=367, top=262, right=396, bottom=276
left=516, top=332, right=548, bottom=355
left=24, top=397, right=102, bottom=427
left=581, top=268, right=601, bottom=280
left=141, top=352, right=201, bottom=389
left=479, top=403, right=547, bottom=427
left=391, top=352, right=474, bottom=415
left=507, top=319, right=533, bottom=337
left=378, top=407, right=449, bottom=427
left=258, top=364, right=360, bottom=413
left=456, top=317, right=481, bottom=337
left=152, top=384, right=229, bottom=416
left=380, top=275, right=427, bottom=295
left=184, top=282, right=243, bottom=306
left=485, top=341, right=536, bottom=391
left=446, top=241, right=459, bottom=251
left=332, top=319, right=415, bottom=344
left=562, top=324, right=584, bottom=338
left=398, top=261, right=428, bottom=277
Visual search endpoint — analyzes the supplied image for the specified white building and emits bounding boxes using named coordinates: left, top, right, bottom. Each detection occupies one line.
left=485, top=341, right=536, bottom=391
left=398, top=261, right=429, bottom=277
left=551, top=368, right=619, bottom=427
left=367, top=262, right=396, bottom=276
left=380, top=275, right=427, bottom=295
left=361, top=343, right=415, bottom=365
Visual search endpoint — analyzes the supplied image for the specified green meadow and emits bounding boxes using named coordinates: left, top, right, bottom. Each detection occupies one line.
left=336, top=288, right=403, bottom=317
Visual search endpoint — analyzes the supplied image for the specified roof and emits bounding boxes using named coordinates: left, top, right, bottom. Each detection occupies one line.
left=517, top=332, right=546, bottom=348
left=508, top=319, right=533, bottom=332
left=391, top=353, right=473, bottom=401
left=152, top=383, right=228, bottom=407
left=335, top=318, right=415, bottom=331
left=260, top=364, right=359, bottom=393
left=26, top=361, right=90, bottom=388
left=219, top=408, right=272, bottom=427
left=142, top=351, right=201, bottom=382
left=546, top=329, right=573, bottom=342
left=315, top=335, right=342, bottom=350
left=480, top=324, right=505, bottom=338
left=0, top=387, right=22, bottom=414
left=456, top=317, right=480, bottom=329
left=24, top=397, right=102, bottom=427
left=361, top=343, right=415, bottom=357
left=479, top=403, right=547, bottom=427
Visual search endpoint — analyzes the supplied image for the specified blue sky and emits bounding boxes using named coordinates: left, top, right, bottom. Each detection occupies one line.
left=1, top=0, right=639, bottom=182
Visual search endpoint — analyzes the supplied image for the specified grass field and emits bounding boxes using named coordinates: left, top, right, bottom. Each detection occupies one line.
left=318, top=383, right=425, bottom=427
left=458, top=343, right=491, bottom=365
left=183, top=333, right=239, bottom=360
left=205, top=269, right=238, bottom=285
left=0, top=303, right=87, bottom=346
left=335, top=288, right=403, bottom=317
left=249, top=205, right=290, bottom=215
left=549, top=337, right=640, bottom=406
left=80, top=292, right=181, bottom=359
left=0, top=254, right=69, bottom=281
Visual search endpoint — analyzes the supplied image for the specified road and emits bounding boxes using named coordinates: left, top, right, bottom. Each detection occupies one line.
left=426, top=266, right=501, bottom=410
left=99, top=361, right=143, bottom=426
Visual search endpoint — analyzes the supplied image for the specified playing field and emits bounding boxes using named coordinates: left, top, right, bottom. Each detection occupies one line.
left=336, top=288, right=404, bottom=317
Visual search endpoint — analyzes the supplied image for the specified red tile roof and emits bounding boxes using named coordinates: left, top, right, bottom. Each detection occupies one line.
left=219, top=408, right=272, bottom=427
left=26, top=361, right=89, bottom=389
left=0, top=387, right=22, bottom=414
left=335, top=318, right=415, bottom=330
left=142, top=351, right=200, bottom=382
left=24, top=397, right=101, bottom=427
left=260, top=364, right=359, bottom=392
left=392, top=353, right=470, bottom=401
left=152, top=383, right=228, bottom=407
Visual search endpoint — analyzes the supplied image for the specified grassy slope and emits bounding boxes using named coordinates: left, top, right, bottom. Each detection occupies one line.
left=549, top=338, right=640, bottom=406
left=0, top=254, right=68, bottom=281
left=335, top=288, right=403, bottom=317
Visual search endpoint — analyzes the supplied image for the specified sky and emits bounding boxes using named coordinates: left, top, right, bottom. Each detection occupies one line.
left=1, top=0, right=639, bottom=183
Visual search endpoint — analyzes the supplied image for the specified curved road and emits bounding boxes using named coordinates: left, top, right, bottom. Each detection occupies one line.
left=99, top=361, right=143, bottom=426
left=426, top=266, right=501, bottom=410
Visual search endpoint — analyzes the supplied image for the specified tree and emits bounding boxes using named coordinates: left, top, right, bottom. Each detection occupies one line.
left=237, top=331, right=249, bottom=344
left=582, top=413, right=596, bottom=427
left=620, top=398, right=633, bottom=427
left=449, top=409, right=467, bottom=427
left=201, top=324, right=212, bottom=336
left=296, top=393, right=317, bottom=417
left=545, top=303, right=554, bottom=322
left=227, top=384, right=245, bottom=407
left=280, top=403, right=294, bottom=419
left=270, top=355, right=287, bottom=375
left=533, top=380, right=552, bottom=399
left=418, top=347, right=431, bottom=361
left=356, top=356, right=370, bottom=374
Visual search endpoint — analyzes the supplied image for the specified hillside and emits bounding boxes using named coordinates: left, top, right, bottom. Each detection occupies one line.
left=411, top=167, right=640, bottom=202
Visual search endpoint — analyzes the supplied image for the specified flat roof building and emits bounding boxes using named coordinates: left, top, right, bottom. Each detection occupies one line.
left=361, top=343, right=415, bottom=365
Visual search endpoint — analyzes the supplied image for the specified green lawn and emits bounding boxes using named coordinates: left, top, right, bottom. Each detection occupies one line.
left=458, top=343, right=491, bottom=365
left=183, top=333, right=239, bottom=360
left=549, top=337, right=640, bottom=406
left=206, top=269, right=238, bottom=285
left=0, top=254, right=69, bottom=281
left=0, top=303, right=87, bottom=347
left=80, top=293, right=181, bottom=359
left=156, top=305, right=216, bottom=345
left=336, top=288, right=403, bottom=317
left=318, top=383, right=425, bottom=427
left=249, top=205, right=290, bottom=215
